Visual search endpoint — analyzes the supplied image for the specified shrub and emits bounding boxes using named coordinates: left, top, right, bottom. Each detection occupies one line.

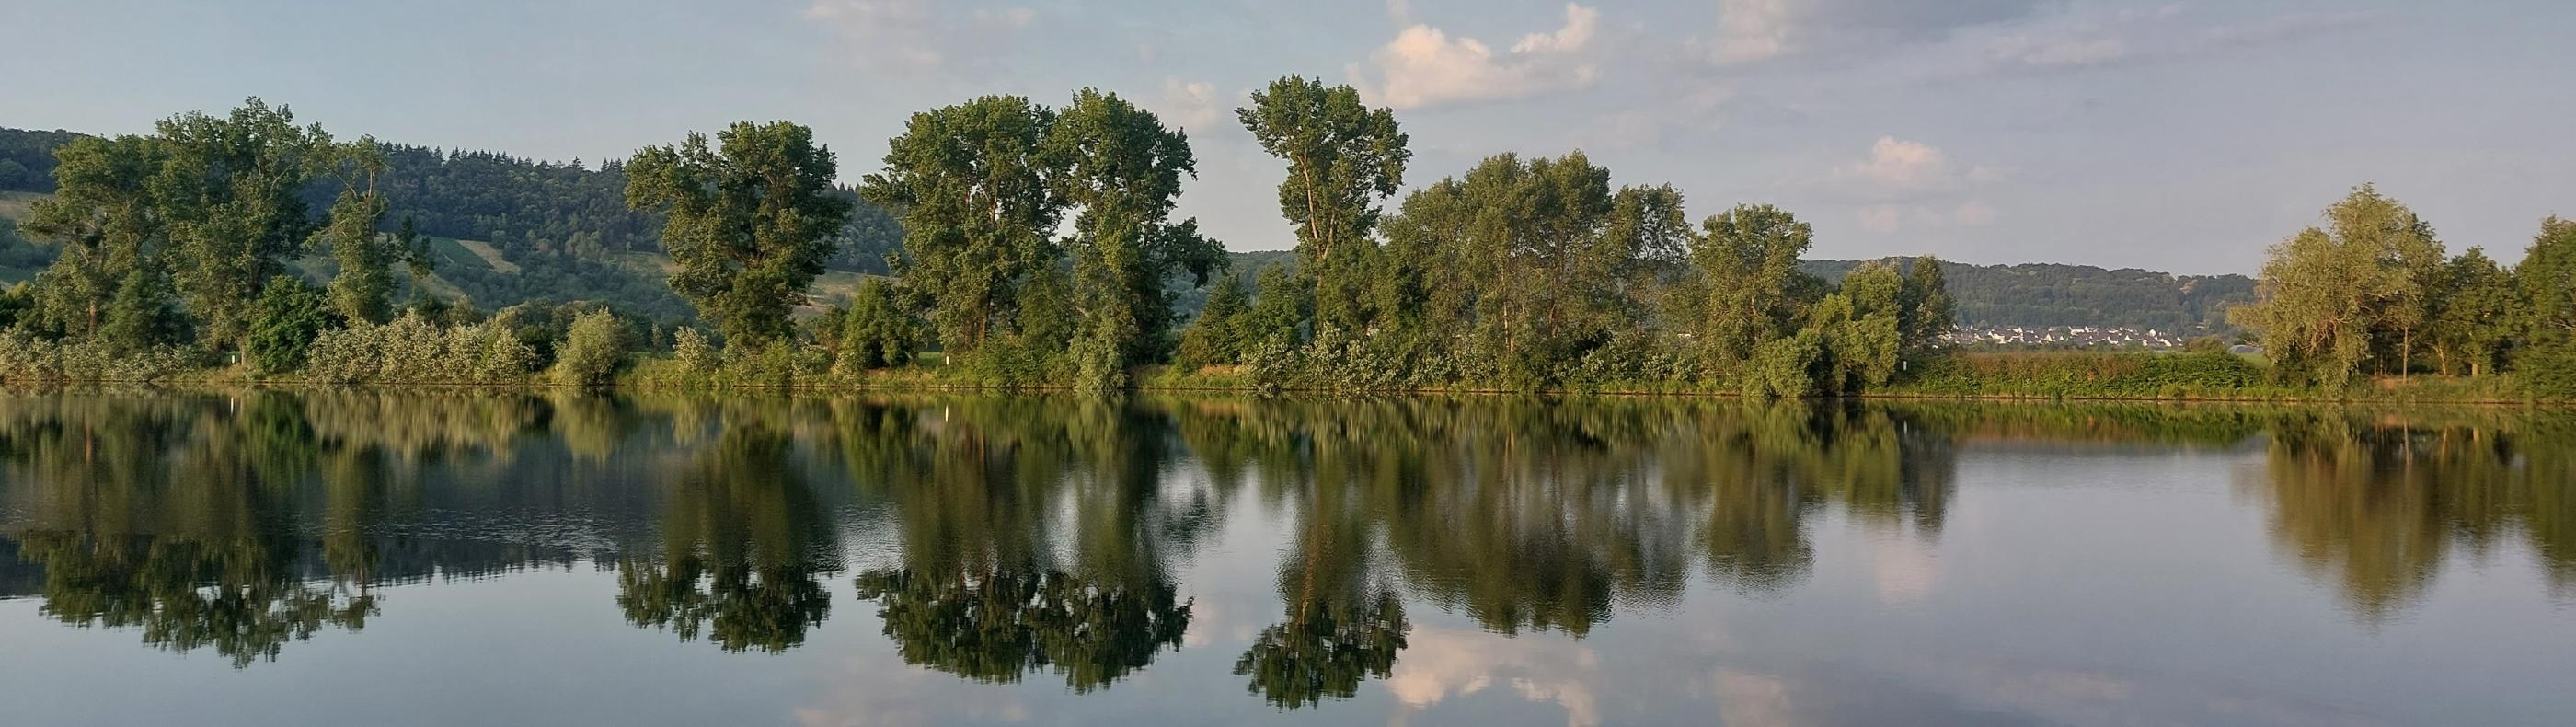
left=0, top=336, right=205, bottom=383
left=303, top=313, right=536, bottom=385
left=247, top=276, right=338, bottom=375
left=673, top=328, right=718, bottom=373
left=549, top=307, right=630, bottom=387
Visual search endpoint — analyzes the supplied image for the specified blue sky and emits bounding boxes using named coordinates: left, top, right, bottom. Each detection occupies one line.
left=6, top=0, right=2572, bottom=274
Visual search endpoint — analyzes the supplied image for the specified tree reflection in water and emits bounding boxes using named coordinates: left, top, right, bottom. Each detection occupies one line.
left=615, top=420, right=840, bottom=653
left=0, top=388, right=2564, bottom=698
left=842, top=398, right=1198, bottom=693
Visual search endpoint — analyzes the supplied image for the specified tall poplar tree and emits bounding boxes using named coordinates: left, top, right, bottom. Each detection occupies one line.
left=1237, top=76, right=1409, bottom=334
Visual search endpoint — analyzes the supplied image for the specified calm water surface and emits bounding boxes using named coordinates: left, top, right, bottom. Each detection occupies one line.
left=0, top=391, right=2569, bottom=726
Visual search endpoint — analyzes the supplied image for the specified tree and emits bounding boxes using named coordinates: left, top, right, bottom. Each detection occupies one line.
left=2520, top=217, right=2576, bottom=398
left=831, top=278, right=925, bottom=372
left=100, top=266, right=188, bottom=353
left=626, top=121, right=854, bottom=346
left=1173, top=271, right=1250, bottom=370
left=861, top=96, right=1064, bottom=356
left=1900, top=255, right=1956, bottom=355
left=1044, top=89, right=1225, bottom=389
left=23, top=133, right=168, bottom=340
left=1374, top=151, right=1684, bottom=387
left=2321, top=185, right=2444, bottom=375
left=1237, top=76, right=1409, bottom=334
left=2229, top=185, right=2430, bottom=388
left=2426, top=248, right=2514, bottom=376
left=247, top=275, right=336, bottom=375
left=314, top=136, right=397, bottom=323
left=155, top=98, right=328, bottom=351
left=1683, top=204, right=1818, bottom=371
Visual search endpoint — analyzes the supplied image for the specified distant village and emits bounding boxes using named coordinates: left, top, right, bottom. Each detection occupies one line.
left=1946, top=324, right=2217, bottom=350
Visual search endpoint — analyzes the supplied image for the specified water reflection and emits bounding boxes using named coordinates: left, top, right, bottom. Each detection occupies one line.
left=0, top=389, right=2565, bottom=711
left=616, top=423, right=840, bottom=653
left=2243, top=409, right=2576, bottom=621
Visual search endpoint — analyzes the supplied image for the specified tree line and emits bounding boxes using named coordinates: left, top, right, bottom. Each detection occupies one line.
left=684, top=76, right=1958, bottom=394
left=2230, top=185, right=2576, bottom=397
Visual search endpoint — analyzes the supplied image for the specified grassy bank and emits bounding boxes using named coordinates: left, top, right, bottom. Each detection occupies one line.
left=2, top=343, right=2562, bottom=407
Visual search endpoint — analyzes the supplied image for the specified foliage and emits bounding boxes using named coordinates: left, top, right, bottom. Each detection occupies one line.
left=862, top=96, right=1065, bottom=356
left=550, top=306, right=631, bottom=387
left=302, top=312, right=536, bottom=385
left=2231, top=185, right=2443, bottom=387
left=826, top=278, right=925, bottom=373
left=626, top=121, right=854, bottom=345
left=1237, top=75, right=1410, bottom=333
left=247, top=275, right=337, bottom=375
left=0, top=335, right=203, bottom=382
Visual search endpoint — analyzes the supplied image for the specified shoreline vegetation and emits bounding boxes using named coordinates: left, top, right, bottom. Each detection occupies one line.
left=2, top=82, right=2571, bottom=404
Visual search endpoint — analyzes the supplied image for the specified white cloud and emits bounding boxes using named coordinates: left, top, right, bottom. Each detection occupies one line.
left=1846, top=136, right=1948, bottom=189
left=1709, top=0, right=1794, bottom=64
left=804, top=0, right=1036, bottom=70
left=1351, top=4, right=1603, bottom=110
left=1386, top=627, right=1605, bottom=727
left=1156, top=76, right=1223, bottom=132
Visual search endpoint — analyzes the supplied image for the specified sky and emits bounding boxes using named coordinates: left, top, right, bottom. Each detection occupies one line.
left=6, top=0, right=2573, bottom=275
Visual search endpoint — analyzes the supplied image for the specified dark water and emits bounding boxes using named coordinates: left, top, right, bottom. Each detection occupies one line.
left=0, top=391, right=2569, bottom=726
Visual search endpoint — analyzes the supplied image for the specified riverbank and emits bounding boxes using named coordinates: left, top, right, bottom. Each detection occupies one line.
left=3, top=345, right=2564, bottom=406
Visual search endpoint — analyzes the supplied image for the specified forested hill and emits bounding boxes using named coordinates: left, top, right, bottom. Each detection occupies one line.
left=0, top=127, right=903, bottom=322
left=1803, top=259, right=2254, bottom=331
left=6, top=126, right=2248, bottom=331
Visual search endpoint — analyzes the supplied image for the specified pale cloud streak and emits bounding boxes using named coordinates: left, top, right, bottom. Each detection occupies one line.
left=1706, top=0, right=2052, bottom=65
left=1351, top=4, right=1604, bottom=110
left=804, top=0, right=1037, bottom=70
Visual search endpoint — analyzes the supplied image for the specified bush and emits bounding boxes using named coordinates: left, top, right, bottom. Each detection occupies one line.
left=549, top=307, right=630, bottom=387
left=673, top=328, right=717, bottom=373
left=828, top=279, right=926, bottom=374
left=247, top=276, right=338, bottom=375
left=0, top=335, right=205, bottom=383
left=303, top=313, right=537, bottom=385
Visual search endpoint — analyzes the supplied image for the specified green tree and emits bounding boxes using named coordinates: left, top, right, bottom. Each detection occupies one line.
left=626, top=121, right=854, bottom=346
left=830, top=278, right=925, bottom=372
left=246, top=275, right=336, bottom=375
left=100, top=266, right=188, bottom=353
left=2230, top=185, right=2432, bottom=388
left=313, top=136, right=397, bottom=323
left=1237, top=76, right=1410, bottom=334
left=1681, top=204, right=1820, bottom=372
left=1173, top=271, right=1250, bottom=370
left=155, top=98, right=328, bottom=351
left=23, top=134, right=169, bottom=340
left=1045, top=89, right=1225, bottom=389
left=2426, top=248, right=2515, bottom=376
left=862, top=96, right=1064, bottom=356
left=1901, top=255, right=1957, bottom=355
left=2520, top=217, right=2576, bottom=397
